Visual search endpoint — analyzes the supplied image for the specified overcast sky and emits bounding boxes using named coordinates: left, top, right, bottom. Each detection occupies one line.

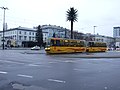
left=0, top=0, right=120, bottom=36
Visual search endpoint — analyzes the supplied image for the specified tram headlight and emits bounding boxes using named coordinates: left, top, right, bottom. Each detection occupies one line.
left=45, top=48, right=50, bottom=51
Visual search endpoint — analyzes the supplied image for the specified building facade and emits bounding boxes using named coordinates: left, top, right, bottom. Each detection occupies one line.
left=113, top=27, right=120, bottom=38
left=41, top=25, right=71, bottom=39
left=0, top=25, right=71, bottom=47
left=0, top=25, right=115, bottom=48
left=0, top=26, right=37, bottom=47
left=84, top=33, right=115, bottom=48
left=113, top=27, right=120, bottom=47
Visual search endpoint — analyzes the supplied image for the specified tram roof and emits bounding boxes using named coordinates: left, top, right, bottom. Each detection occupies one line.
left=50, top=38, right=85, bottom=41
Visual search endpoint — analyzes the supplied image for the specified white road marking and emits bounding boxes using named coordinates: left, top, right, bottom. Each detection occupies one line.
left=73, top=69, right=81, bottom=71
left=61, top=60, right=76, bottom=63
left=0, top=71, right=8, bottom=74
left=48, top=79, right=66, bottom=83
left=0, top=60, right=25, bottom=65
left=48, top=62, right=57, bottom=64
left=28, top=64, right=40, bottom=67
left=17, top=74, right=33, bottom=78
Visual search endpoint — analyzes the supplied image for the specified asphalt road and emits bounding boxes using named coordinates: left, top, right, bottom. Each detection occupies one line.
left=0, top=50, right=120, bottom=90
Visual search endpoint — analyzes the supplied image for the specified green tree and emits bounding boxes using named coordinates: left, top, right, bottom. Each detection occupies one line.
left=66, top=7, right=78, bottom=39
left=36, top=25, right=43, bottom=48
left=53, top=33, right=56, bottom=38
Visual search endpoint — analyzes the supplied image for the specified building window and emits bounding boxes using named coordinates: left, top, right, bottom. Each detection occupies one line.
left=32, top=37, right=34, bottom=40
left=32, top=32, right=34, bottom=35
left=24, top=32, right=26, bottom=35
left=29, top=32, right=31, bottom=35
left=19, top=36, right=22, bottom=40
left=29, top=36, right=31, bottom=41
left=24, top=36, right=27, bottom=40
left=19, top=31, right=21, bottom=34
left=15, top=35, right=16, bottom=40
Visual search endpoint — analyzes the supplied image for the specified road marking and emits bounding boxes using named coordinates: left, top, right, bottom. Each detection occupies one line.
left=73, top=68, right=81, bottom=71
left=17, top=74, right=33, bottom=78
left=0, top=71, right=8, bottom=74
left=0, top=60, right=25, bottom=65
left=48, top=79, right=66, bottom=83
left=48, top=62, right=57, bottom=64
left=28, top=64, right=40, bottom=67
left=61, top=60, right=76, bottom=63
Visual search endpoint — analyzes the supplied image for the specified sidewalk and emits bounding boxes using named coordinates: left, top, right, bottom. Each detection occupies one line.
left=0, top=47, right=120, bottom=58
left=0, top=47, right=31, bottom=50
left=0, top=47, right=45, bottom=50
left=49, top=51, right=120, bottom=58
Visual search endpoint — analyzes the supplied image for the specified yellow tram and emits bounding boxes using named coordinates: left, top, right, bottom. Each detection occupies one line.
left=45, top=38, right=86, bottom=54
left=86, top=41, right=107, bottom=52
left=45, top=38, right=107, bottom=54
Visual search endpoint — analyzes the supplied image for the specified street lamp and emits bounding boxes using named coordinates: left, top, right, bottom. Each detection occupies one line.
left=0, top=7, right=8, bottom=50
left=93, top=26, right=97, bottom=35
left=93, top=26, right=97, bottom=41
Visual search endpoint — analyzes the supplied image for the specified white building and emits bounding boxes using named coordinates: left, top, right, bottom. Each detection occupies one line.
left=0, top=26, right=37, bottom=47
left=41, top=25, right=70, bottom=39
left=0, top=25, right=70, bottom=47
left=84, top=33, right=115, bottom=48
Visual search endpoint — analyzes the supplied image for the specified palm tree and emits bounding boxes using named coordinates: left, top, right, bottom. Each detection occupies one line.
left=66, top=7, right=78, bottom=39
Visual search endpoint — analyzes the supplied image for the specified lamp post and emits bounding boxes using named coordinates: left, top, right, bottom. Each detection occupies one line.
left=0, top=7, right=8, bottom=50
left=93, top=26, right=97, bottom=35
left=93, top=26, right=97, bottom=41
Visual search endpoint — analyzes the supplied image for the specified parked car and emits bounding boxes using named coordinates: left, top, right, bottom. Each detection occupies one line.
left=116, top=48, right=120, bottom=51
left=31, top=46, right=40, bottom=50
left=107, top=47, right=114, bottom=51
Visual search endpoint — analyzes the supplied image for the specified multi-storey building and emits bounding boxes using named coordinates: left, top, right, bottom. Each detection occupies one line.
left=0, top=25, right=71, bottom=47
left=41, top=25, right=71, bottom=39
left=0, top=33, right=2, bottom=47
left=84, top=33, right=115, bottom=48
left=113, top=27, right=120, bottom=47
left=0, top=26, right=37, bottom=47
left=1, top=25, right=115, bottom=48
left=113, top=27, right=120, bottom=38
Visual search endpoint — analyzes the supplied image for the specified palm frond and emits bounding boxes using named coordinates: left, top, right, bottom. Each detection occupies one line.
left=66, top=7, right=78, bottom=22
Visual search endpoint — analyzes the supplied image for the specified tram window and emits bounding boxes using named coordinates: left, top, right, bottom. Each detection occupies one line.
left=51, top=39, right=55, bottom=46
left=64, top=40, right=69, bottom=46
left=76, top=41, right=80, bottom=47
left=56, top=40, right=61, bottom=46
left=102, top=43, right=107, bottom=47
left=80, top=41, right=85, bottom=47
left=88, top=42, right=94, bottom=47
left=94, top=43, right=98, bottom=47
left=60, top=40, right=64, bottom=46
left=74, top=41, right=77, bottom=46
left=88, top=42, right=91, bottom=47
left=50, top=39, right=61, bottom=46
left=70, top=41, right=74, bottom=47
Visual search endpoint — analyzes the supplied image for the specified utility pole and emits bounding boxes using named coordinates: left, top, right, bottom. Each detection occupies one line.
left=0, top=7, right=8, bottom=50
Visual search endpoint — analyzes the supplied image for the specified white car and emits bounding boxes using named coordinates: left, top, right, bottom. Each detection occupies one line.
left=31, top=46, right=40, bottom=50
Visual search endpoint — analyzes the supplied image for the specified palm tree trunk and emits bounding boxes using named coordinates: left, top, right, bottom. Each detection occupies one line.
left=71, top=21, right=73, bottom=39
